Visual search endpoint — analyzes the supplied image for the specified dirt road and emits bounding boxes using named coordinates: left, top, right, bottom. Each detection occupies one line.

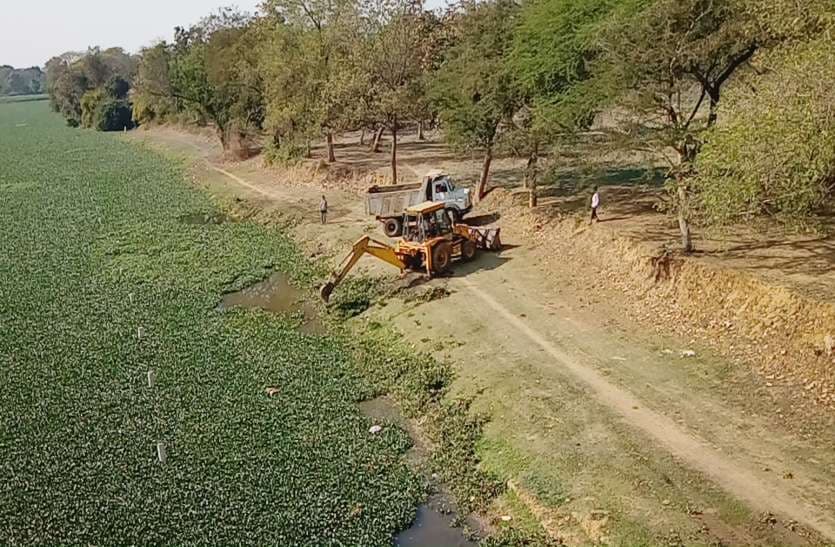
left=129, top=127, right=835, bottom=545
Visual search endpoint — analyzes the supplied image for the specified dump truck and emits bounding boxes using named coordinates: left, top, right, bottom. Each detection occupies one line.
left=366, top=171, right=472, bottom=237
left=321, top=201, right=500, bottom=302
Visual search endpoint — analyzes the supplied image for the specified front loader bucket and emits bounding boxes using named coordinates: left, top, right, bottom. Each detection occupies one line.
left=467, top=226, right=502, bottom=251
left=320, top=281, right=336, bottom=303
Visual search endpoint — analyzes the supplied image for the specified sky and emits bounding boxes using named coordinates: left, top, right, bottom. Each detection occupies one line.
left=1, top=0, right=448, bottom=69
left=0, top=1, right=263, bottom=68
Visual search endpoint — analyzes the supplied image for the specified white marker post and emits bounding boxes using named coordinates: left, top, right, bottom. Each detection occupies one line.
left=156, top=442, right=167, bottom=464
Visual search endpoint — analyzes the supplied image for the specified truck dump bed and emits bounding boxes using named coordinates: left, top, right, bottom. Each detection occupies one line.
left=366, top=182, right=427, bottom=218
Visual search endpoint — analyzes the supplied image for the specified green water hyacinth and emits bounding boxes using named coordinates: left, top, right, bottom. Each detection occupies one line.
left=0, top=100, right=422, bottom=545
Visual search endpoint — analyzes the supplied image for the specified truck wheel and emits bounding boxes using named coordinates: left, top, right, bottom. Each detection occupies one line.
left=431, top=242, right=452, bottom=274
left=461, top=239, right=477, bottom=261
left=383, top=218, right=402, bottom=237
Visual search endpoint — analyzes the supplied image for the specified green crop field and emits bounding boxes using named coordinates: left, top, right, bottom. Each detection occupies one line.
left=0, top=100, right=423, bottom=544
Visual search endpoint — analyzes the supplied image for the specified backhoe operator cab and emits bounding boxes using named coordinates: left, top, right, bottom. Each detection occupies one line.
left=398, top=201, right=477, bottom=271
left=403, top=203, right=454, bottom=242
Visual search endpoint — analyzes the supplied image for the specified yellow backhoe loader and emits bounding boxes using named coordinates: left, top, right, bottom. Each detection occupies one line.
left=320, top=201, right=500, bottom=302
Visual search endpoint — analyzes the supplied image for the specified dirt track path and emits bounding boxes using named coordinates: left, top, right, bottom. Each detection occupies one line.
left=464, top=278, right=835, bottom=538
left=130, top=128, right=835, bottom=545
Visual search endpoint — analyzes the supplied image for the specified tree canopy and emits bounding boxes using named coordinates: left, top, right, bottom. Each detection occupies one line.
left=0, top=66, right=45, bottom=96
left=694, top=37, right=835, bottom=227
left=41, top=0, right=835, bottom=239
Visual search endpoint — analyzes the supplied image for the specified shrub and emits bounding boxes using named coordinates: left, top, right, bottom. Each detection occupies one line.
left=263, top=138, right=307, bottom=166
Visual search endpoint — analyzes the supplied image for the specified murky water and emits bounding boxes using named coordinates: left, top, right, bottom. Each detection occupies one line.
left=360, top=397, right=478, bottom=547
left=395, top=497, right=478, bottom=547
left=219, top=272, right=324, bottom=335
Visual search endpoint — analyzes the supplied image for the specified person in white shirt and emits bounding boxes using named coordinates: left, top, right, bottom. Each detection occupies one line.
left=590, top=186, right=600, bottom=224
left=319, top=195, right=328, bottom=224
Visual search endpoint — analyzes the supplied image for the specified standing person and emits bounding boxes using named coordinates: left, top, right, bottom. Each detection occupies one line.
left=319, top=195, right=328, bottom=224
left=590, top=186, right=601, bottom=224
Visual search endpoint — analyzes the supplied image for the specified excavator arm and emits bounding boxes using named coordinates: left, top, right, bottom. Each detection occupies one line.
left=320, top=236, right=406, bottom=302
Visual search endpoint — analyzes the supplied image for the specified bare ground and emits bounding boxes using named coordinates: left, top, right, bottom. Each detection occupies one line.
left=126, top=126, right=835, bottom=546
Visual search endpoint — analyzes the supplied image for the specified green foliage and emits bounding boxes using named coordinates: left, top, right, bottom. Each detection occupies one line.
left=327, top=277, right=379, bottom=319
left=263, top=138, right=308, bottom=166
left=430, top=0, right=520, bottom=152
left=97, top=98, right=134, bottom=131
left=80, top=83, right=135, bottom=131
left=0, top=100, right=425, bottom=544
left=105, top=75, right=130, bottom=100
left=46, top=48, right=136, bottom=129
left=132, top=9, right=265, bottom=150
left=260, top=0, right=365, bottom=150
left=693, top=38, right=835, bottom=227
left=0, top=66, right=45, bottom=96
left=80, top=88, right=106, bottom=128
left=510, top=0, right=624, bottom=134
left=131, top=44, right=178, bottom=125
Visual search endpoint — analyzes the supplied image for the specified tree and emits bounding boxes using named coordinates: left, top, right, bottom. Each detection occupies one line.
left=131, top=44, right=178, bottom=124
left=105, top=76, right=130, bottom=100
left=693, top=37, right=835, bottom=227
left=430, top=0, right=521, bottom=201
left=132, top=9, right=265, bottom=152
left=591, top=0, right=778, bottom=252
left=81, top=79, right=135, bottom=131
left=509, top=0, right=624, bottom=207
left=362, top=0, right=438, bottom=183
left=49, top=65, right=89, bottom=126
left=0, top=66, right=46, bottom=97
left=8, top=73, right=28, bottom=95
left=260, top=0, right=364, bottom=162
left=46, top=49, right=136, bottom=128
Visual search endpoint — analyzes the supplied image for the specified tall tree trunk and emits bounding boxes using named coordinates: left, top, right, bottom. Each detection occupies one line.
left=677, top=181, right=692, bottom=253
left=305, top=140, right=312, bottom=159
left=674, top=141, right=697, bottom=253
left=708, top=93, right=719, bottom=128
left=525, top=146, right=539, bottom=208
left=326, top=132, right=335, bottom=163
left=372, top=126, right=384, bottom=153
left=359, top=128, right=365, bottom=146
left=418, top=121, right=425, bottom=141
left=475, top=146, right=492, bottom=202
left=217, top=125, right=228, bottom=151
left=390, top=119, right=398, bottom=184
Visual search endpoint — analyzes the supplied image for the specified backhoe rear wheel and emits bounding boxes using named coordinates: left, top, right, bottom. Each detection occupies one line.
left=383, top=218, right=402, bottom=237
left=431, top=242, right=452, bottom=274
left=461, top=239, right=477, bottom=261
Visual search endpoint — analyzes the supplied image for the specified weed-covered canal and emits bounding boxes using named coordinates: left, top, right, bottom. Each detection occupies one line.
left=0, top=101, right=424, bottom=544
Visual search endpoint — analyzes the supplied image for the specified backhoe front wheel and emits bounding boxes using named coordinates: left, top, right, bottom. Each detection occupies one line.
left=431, top=242, right=452, bottom=274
